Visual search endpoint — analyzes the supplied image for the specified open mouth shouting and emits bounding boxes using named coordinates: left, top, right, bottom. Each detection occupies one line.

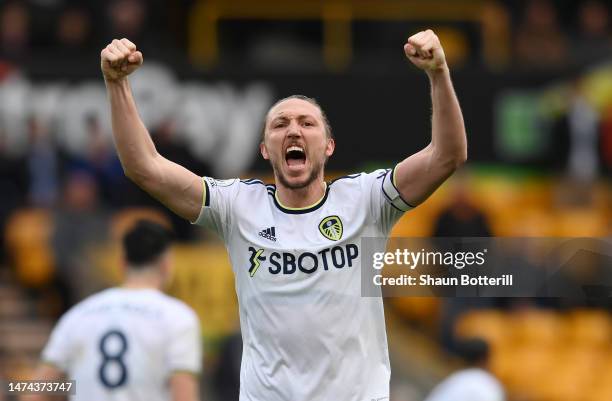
left=285, top=144, right=307, bottom=173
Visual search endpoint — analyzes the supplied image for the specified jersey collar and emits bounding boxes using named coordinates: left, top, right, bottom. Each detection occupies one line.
left=271, top=183, right=330, bottom=214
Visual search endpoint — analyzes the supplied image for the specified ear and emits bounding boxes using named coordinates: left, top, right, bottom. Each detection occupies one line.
left=325, top=138, right=335, bottom=157
left=260, top=141, right=270, bottom=160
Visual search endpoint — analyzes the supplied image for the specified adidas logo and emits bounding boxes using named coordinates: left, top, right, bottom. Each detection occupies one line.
left=258, top=227, right=277, bottom=242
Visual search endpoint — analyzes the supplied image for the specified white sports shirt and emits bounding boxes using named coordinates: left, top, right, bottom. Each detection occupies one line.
left=424, top=368, right=505, bottom=401
left=41, top=287, right=202, bottom=401
left=194, top=167, right=412, bottom=401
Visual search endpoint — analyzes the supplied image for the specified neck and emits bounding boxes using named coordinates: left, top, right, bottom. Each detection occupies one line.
left=275, top=176, right=327, bottom=209
left=122, top=268, right=163, bottom=290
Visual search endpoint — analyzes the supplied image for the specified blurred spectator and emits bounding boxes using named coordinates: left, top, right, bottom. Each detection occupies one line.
left=152, top=118, right=209, bottom=240
left=432, top=173, right=492, bottom=238
left=551, top=79, right=600, bottom=185
left=26, top=116, right=59, bottom=207
left=105, top=0, right=174, bottom=61
left=433, top=173, right=495, bottom=351
left=52, top=171, right=109, bottom=308
left=55, top=6, right=93, bottom=56
left=514, top=0, right=569, bottom=69
left=153, top=118, right=206, bottom=175
left=109, top=0, right=146, bottom=38
left=106, top=0, right=157, bottom=54
left=573, top=0, right=612, bottom=67
left=0, top=1, right=30, bottom=64
left=0, top=125, right=27, bottom=263
left=566, top=80, right=600, bottom=182
left=602, top=106, right=612, bottom=174
left=66, top=114, right=125, bottom=206
left=0, top=59, right=12, bottom=78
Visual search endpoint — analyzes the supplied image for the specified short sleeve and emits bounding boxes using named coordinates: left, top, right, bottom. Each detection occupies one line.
left=192, top=177, right=240, bottom=240
left=41, top=312, right=76, bottom=372
left=166, top=308, right=203, bottom=375
left=366, top=166, right=414, bottom=235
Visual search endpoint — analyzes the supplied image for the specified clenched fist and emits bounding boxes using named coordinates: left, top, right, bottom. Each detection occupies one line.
left=404, top=30, right=447, bottom=73
left=101, top=38, right=143, bottom=82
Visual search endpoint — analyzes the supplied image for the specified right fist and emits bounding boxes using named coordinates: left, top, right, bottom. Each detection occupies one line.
left=100, top=38, right=143, bottom=82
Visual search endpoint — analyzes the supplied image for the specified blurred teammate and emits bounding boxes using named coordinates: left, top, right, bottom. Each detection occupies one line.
left=101, top=29, right=466, bottom=401
left=32, top=220, right=202, bottom=401
left=424, top=338, right=505, bottom=401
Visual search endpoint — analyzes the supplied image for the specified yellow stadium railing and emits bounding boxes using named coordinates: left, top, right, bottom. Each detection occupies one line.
left=188, top=0, right=510, bottom=71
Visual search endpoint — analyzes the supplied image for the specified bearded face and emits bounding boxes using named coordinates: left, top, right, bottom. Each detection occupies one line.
left=260, top=98, right=334, bottom=189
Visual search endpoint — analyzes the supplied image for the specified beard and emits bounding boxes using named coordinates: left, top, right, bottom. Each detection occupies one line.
left=270, top=157, right=325, bottom=190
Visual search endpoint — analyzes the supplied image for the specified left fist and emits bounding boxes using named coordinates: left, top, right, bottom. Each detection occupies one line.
left=404, top=29, right=447, bottom=72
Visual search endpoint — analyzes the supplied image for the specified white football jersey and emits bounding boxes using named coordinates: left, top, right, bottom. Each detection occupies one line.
left=41, top=288, right=202, bottom=401
left=194, top=168, right=412, bottom=401
left=424, top=368, right=505, bottom=401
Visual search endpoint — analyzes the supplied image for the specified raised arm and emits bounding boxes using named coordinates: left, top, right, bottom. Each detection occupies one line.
left=101, top=39, right=203, bottom=222
left=394, top=30, right=467, bottom=206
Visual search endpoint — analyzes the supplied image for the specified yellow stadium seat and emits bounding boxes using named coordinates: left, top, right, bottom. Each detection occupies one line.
left=501, top=345, right=557, bottom=400
left=567, top=309, right=612, bottom=347
left=555, top=209, right=609, bottom=237
left=455, top=310, right=511, bottom=347
left=4, top=209, right=55, bottom=288
left=167, top=244, right=239, bottom=339
left=537, top=361, right=595, bottom=401
left=512, top=308, right=566, bottom=346
left=389, top=297, right=441, bottom=328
